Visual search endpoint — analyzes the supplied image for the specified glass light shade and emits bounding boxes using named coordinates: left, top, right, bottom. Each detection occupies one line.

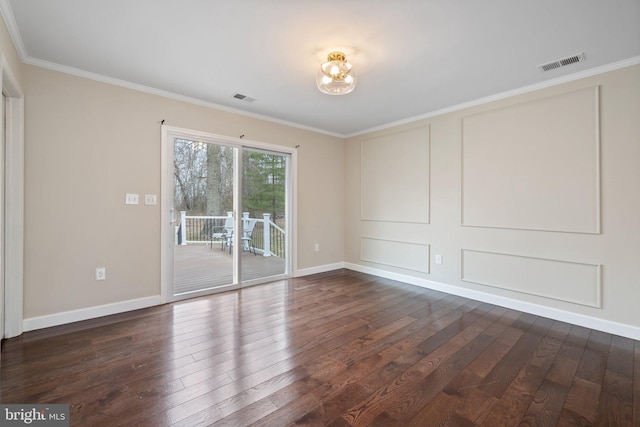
left=316, top=52, right=356, bottom=95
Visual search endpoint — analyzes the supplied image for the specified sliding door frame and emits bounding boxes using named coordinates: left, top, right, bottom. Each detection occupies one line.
left=240, top=145, right=294, bottom=288
left=2, top=56, right=24, bottom=339
left=160, top=126, right=296, bottom=303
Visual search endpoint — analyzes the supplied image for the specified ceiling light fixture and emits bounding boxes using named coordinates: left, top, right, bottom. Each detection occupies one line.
left=316, top=52, right=356, bottom=95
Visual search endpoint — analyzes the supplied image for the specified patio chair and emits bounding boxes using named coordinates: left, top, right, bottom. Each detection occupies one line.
left=211, top=216, right=234, bottom=249
left=241, top=219, right=258, bottom=255
left=223, top=218, right=257, bottom=255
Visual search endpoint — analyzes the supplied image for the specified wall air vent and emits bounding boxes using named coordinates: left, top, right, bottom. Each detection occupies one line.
left=233, top=93, right=256, bottom=102
left=537, top=53, right=585, bottom=72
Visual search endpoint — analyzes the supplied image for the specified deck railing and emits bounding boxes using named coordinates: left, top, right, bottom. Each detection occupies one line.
left=176, top=211, right=285, bottom=257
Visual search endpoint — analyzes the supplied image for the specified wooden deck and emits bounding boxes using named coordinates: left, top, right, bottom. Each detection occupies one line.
left=173, top=244, right=286, bottom=294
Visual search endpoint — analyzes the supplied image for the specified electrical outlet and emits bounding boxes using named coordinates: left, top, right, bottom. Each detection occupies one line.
left=314, top=243, right=320, bottom=252
left=435, top=254, right=442, bottom=265
left=95, top=267, right=106, bottom=281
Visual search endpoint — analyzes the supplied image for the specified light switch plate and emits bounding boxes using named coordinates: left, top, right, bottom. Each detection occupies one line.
left=144, top=194, right=157, bottom=205
left=125, top=193, right=139, bottom=205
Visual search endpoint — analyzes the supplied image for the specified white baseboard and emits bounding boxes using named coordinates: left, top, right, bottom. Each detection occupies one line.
left=294, top=262, right=346, bottom=278
left=344, top=262, right=640, bottom=341
left=23, top=296, right=162, bottom=332
left=21, top=264, right=640, bottom=340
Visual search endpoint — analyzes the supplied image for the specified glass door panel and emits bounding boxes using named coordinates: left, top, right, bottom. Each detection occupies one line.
left=172, top=138, right=237, bottom=296
left=241, top=148, right=289, bottom=283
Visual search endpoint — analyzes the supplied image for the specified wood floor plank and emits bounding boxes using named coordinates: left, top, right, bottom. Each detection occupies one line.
left=544, top=325, right=590, bottom=388
left=595, top=368, right=634, bottom=426
left=519, top=379, right=569, bottom=427
left=334, top=298, right=465, bottom=368
left=356, top=300, right=485, bottom=392
left=340, top=306, right=499, bottom=426
left=479, top=317, right=554, bottom=400
left=563, top=377, right=602, bottom=425
left=293, top=382, right=373, bottom=426
left=1, top=269, right=638, bottom=426
left=466, top=324, right=524, bottom=380
left=575, top=330, right=611, bottom=384
left=476, top=322, right=563, bottom=426
left=453, top=389, right=498, bottom=425
left=386, top=332, right=496, bottom=424
left=516, top=324, right=592, bottom=427
left=403, top=392, right=462, bottom=426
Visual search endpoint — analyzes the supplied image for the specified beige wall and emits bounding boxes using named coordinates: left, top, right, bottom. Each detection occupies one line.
left=345, top=64, right=640, bottom=330
left=3, top=10, right=639, bottom=335
left=23, top=65, right=344, bottom=318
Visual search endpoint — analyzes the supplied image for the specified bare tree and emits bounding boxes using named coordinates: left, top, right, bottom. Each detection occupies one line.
left=173, top=139, right=208, bottom=213
left=206, top=144, right=223, bottom=215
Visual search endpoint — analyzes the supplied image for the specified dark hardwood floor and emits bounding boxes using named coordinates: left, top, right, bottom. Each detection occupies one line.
left=1, top=270, right=638, bottom=426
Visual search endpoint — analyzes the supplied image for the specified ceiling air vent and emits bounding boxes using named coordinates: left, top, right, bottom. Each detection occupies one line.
left=232, top=93, right=256, bottom=102
left=537, top=53, right=585, bottom=72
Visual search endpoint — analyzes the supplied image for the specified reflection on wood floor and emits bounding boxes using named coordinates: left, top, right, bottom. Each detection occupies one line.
left=1, top=270, right=639, bottom=425
left=173, top=244, right=286, bottom=294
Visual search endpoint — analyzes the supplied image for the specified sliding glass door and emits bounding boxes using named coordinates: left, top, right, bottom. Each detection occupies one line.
left=172, top=138, right=237, bottom=295
left=241, top=148, right=289, bottom=283
left=162, top=127, right=292, bottom=302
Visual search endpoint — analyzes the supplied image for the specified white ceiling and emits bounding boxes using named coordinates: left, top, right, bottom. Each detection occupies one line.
left=2, top=0, right=640, bottom=136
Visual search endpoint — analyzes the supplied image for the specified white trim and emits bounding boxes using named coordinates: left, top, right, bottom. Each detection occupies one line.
left=3, top=0, right=635, bottom=140
left=294, top=262, right=346, bottom=277
left=159, top=126, right=172, bottom=303
left=19, top=259, right=640, bottom=340
left=459, top=86, right=601, bottom=235
left=2, top=55, right=24, bottom=338
left=460, top=249, right=602, bottom=309
left=360, top=237, right=430, bottom=274
left=20, top=53, right=640, bottom=140
left=0, top=0, right=27, bottom=62
left=346, top=56, right=640, bottom=138
left=20, top=55, right=343, bottom=138
left=343, top=262, right=640, bottom=341
left=23, top=296, right=162, bottom=332
left=288, top=150, right=297, bottom=275
left=161, top=125, right=296, bottom=155
left=233, top=141, right=243, bottom=285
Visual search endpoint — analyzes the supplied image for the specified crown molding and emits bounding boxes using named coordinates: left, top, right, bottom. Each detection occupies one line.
left=25, top=56, right=344, bottom=138
left=346, top=56, right=640, bottom=138
left=1, top=0, right=638, bottom=139
left=0, top=0, right=27, bottom=61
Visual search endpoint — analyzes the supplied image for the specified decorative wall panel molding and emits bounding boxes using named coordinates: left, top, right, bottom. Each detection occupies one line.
left=461, top=86, right=600, bottom=234
left=461, top=249, right=601, bottom=307
left=361, top=126, right=430, bottom=223
left=361, top=237, right=430, bottom=274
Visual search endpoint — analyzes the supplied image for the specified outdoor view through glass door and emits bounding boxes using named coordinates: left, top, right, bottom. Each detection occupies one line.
left=173, top=139, right=236, bottom=295
left=241, top=148, right=288, bottom=283
left=168, top=132, right=290, bottom=299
